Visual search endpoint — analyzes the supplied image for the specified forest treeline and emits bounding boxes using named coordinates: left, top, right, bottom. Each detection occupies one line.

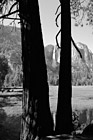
left=0, top=25, right=93, bottom=88
left=0, top=25, right=23, bottom=88
left=0, top=25, right=60, bottom=88
left=72, top=67, right=93, bottom=86
left=72, top=58, right=93, bottom=86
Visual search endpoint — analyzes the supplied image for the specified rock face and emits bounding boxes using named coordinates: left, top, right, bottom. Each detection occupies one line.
left=44, top=45, right=60, bottom=85
left=72, top=41, right=93, bottom=86
left=72, top=42, right=93, bottom=72
left=44, top=44, right=60, bottom=67
left=44, top=44, right=60, bottom=72
left=45, top=42, right=93, bottom=72
left=45, top=42, right=93, bottom=85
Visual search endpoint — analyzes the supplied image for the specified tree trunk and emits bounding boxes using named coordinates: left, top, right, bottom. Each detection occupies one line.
left=19, top=0, right=54, bottom=139
left=55, top=0, right=73, bottom=135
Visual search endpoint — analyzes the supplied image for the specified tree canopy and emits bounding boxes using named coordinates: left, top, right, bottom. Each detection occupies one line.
left=71, top=0, right=93, bottom=27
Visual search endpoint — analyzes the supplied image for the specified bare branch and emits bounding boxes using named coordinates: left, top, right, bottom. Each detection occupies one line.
left=55, top=4, right=61, bottom=15
left=56, top=29, right=61, bottom=49
left=8, top=1, right=18, bottom=14
left=71, top=36, right=82, bottom=59
left=55, top=12, right=61, bottom=27
left=0, top=0, right=6, bottom=5
left=1, top=17, right=20, bottom=20
left=55, top=2, right=61, bottom=49
left=59, top=0, right=61, bottom=4
left=0, top=9, right=19, bottom=19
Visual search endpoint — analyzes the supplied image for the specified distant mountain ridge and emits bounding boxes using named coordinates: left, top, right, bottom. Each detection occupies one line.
left=72, top=42, right=93, bottom=71
left=72, top=42, right=93, bottom=86
left=45, top=41, right=93, bottom=85
left=0, top=25, right=59, bottom=85
left=0, top=25, right=22, bottom=88
left=1, top=25, right=93, bottom=86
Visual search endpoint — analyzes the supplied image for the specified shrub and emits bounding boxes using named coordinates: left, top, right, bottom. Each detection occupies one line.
left=0, top=55, right=9, bottom=88
left=4, top=65, right=23, bottom=88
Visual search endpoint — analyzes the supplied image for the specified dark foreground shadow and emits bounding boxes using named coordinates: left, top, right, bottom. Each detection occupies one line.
left=0, top=109, right=21, bottom=140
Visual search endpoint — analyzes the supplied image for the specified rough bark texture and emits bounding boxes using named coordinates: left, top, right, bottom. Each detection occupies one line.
left=55, top=0, right=73, bottom=135
left=19, top=0, right=54, bottom=140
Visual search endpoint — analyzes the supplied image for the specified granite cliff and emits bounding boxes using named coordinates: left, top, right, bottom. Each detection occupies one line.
left=45, top=42, right=93, bottom=86
left=72, top=42, right=93, bottom=86
left=1, top=25, right=93, bottom=86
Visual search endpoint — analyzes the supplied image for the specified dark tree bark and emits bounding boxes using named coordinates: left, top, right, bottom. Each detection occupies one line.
left=19, top=0, right=54, bottom=139
left=55, top=0, right=73, bottom=135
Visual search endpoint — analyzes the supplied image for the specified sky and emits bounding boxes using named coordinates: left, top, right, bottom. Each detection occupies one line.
left=38, top=0, right=60, bottom=46
left=39, top=0, right=93, bottom=52
left=1, top=0, right=93, bottom=52
left=0, top=0, right=60, bottom=47
left=71, top=19, right=93, bottom=52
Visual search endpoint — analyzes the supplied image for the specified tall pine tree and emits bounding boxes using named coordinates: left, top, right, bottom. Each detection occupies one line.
left=55, top=0, right=73, bottom=135
left=19, top=0, right=54, bottom=139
